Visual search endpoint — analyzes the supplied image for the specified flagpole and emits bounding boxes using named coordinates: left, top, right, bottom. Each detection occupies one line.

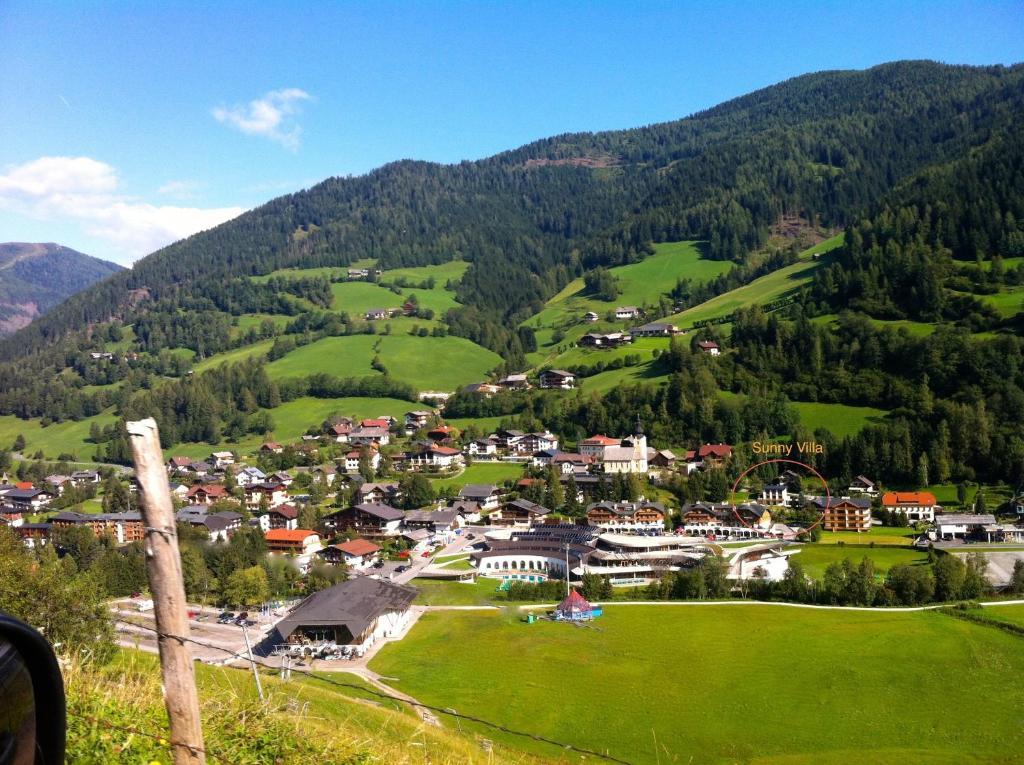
left=565, top=542, right=570, bottom=598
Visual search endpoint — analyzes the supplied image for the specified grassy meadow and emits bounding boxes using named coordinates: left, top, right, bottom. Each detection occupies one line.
left=161, top=396, right=416, bottom=459
left=70, top=648, right=531, bottom=765
left=264, top=333, right=501, bottom=391
left=430, top=461, right=526, bottom=490
left=371, top=605, right=1024, bottom=764
left=0, top=409, right=118, bottom=460
left=789, top=401, right=889, bottom=438
left=790, top=543, right=930, bottom=577
left=665, top=234, right=844, bottom=327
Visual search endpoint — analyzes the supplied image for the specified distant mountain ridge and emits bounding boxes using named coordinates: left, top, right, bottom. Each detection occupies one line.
left=0, top=242, right=123, bottom=336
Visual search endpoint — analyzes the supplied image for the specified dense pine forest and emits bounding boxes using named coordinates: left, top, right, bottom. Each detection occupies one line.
left=2, top=60, right=1024, bottom=487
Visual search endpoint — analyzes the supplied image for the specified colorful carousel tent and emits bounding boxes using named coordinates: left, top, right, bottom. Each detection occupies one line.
left=554, top=589, right=602, bottom=621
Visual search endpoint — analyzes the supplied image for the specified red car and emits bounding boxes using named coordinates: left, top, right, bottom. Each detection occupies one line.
left=421, top=550, right=431, bottom=557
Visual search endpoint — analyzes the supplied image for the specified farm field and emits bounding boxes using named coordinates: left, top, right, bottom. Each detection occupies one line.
left=526, top=241, right=731, bottom=330
left=445, top=415, right=508, bottom=433
left=790, top=543, right=930, bottom=577
left=161, top=396, right=415, bottom=459
left=816, top=526, right=918, bottom=546
left=579, top=362, right=670, bottom=393
left=329, top=281, right=406, bottom=314
left=789, top=401, right=889, bottom=438
left=523, top=241, right=731, bottom=365
left=545, top=335, right=669, bottom=369
left=980, top=604, right=1024, bottom=627
left=264, top=334, right=501, bottom=391
left=431, top=461, right=526, bottom=490
left=811, top=314, right=938, bottom=337
left=193, top=338, right=275, bottom=373
left=371, top=605, right=1024, bottom=764
left=379, top=261, right=468, bottom=315
left=0, top=409, right=118, bottom=461
left=665, top=235, right=844, bottom=327
left=974, top=285, right=1024, bottom=317
left=719, top=393, right=888, bottom=439
left=410, top=578, right=505, bottom=606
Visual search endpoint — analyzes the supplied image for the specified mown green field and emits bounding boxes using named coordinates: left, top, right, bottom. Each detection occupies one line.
left=0, top=409, right=118, bottom=460
left=411, top=578, right=505, bottom=606
left=721, top=393, right=887, bottom=439
left=791, top=543, right=930, bottom=577
left=193, top=338, right=276, bottom=373
left=329, top=281, right=406, bottom=314
left=264, top=334, right=500, bottom=391
left=371, top=605, right=1024, bottom=764
left=161, top=396, right=415, bottom=459
left=789, top=401, right=889, bottom=438
left=380, top=261, right=468, bottom=315
left=526, top=241, right=731, bottom=331
left=980, top=604, right=1024, bottom=627
left=816, top=526, right=918, bottom=546
left=976, top=286, right=1024, bottom=317
left=666, top=235, right=844, bottom=327
left=579, top=362, right=670, bottom=393
left=811, top=314, right=938, bottom=337
left=431, top=461, right=525, bottom=490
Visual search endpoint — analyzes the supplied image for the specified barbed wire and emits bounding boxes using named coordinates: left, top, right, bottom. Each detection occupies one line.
left=114, top=616, right=634, bottom=764
left=66, top=709, right=219, bottom=762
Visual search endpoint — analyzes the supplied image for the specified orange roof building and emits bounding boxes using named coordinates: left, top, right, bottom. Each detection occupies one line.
left=265, top=528, right=321, bottom=554
left=882, top=491, right=939, bottom=523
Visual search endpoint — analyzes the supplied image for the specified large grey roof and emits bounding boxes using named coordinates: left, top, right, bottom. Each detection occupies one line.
left=353, top=503, right=405, bottom=521
left=274, top=577, right=418, bottom=641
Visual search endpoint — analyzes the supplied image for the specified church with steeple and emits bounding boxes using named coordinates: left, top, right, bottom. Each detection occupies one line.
left=601, top=419, right=649, bottom=474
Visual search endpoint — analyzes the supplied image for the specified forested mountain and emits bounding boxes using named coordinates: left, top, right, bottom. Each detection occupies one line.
left=0, top=242, right=123, bottom=336
left=3, top=60, right=1024, bottom=488
left=3, top=61, right=1022, bottom=364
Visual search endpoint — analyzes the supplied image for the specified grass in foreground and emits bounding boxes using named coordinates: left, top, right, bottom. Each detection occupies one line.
left=67, top=647, right=534, bottom=764
left=371, top=605, right=1024, bottom=765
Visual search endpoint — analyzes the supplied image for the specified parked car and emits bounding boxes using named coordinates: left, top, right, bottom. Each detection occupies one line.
left=217, top=612, right=234, bottom=624
left=372, top=560, right=385, bottom=568
left=395, top=565, right=409, bottom=573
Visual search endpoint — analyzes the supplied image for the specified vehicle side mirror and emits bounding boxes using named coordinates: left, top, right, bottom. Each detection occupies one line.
left=0, top=613, right=66, bottom=765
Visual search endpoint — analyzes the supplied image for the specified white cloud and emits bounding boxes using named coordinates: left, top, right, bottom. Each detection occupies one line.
left=212, top=88, right=312, bottom=151
left=0, top=156, right=245, bottom=262
left=157, top=179, right=200, bottom=199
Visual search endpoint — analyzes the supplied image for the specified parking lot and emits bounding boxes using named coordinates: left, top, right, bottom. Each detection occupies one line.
left=110, top=599, right=278, bottom=664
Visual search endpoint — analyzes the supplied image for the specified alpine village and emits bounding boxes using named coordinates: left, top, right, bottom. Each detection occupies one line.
left=4, top=55, right=1024, bottom=765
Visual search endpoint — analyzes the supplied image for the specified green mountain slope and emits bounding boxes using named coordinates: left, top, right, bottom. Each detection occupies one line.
left=3, top=61, right=1024, bottom=479
left=4, top=61, right=1023, bottom=365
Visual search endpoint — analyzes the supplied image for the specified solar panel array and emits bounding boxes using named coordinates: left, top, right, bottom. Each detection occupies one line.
left=512, top=524, right=599, bottom=545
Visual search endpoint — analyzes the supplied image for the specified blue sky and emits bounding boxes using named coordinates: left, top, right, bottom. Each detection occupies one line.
left=2, top=1, right=1023, bottom=264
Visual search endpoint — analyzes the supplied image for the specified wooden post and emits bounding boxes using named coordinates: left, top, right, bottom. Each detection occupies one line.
left=126, top=418, right=206, bottom=765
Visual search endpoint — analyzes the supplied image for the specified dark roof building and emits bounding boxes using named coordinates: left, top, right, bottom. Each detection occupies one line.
left=273, top=577, right=418, bottom=648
